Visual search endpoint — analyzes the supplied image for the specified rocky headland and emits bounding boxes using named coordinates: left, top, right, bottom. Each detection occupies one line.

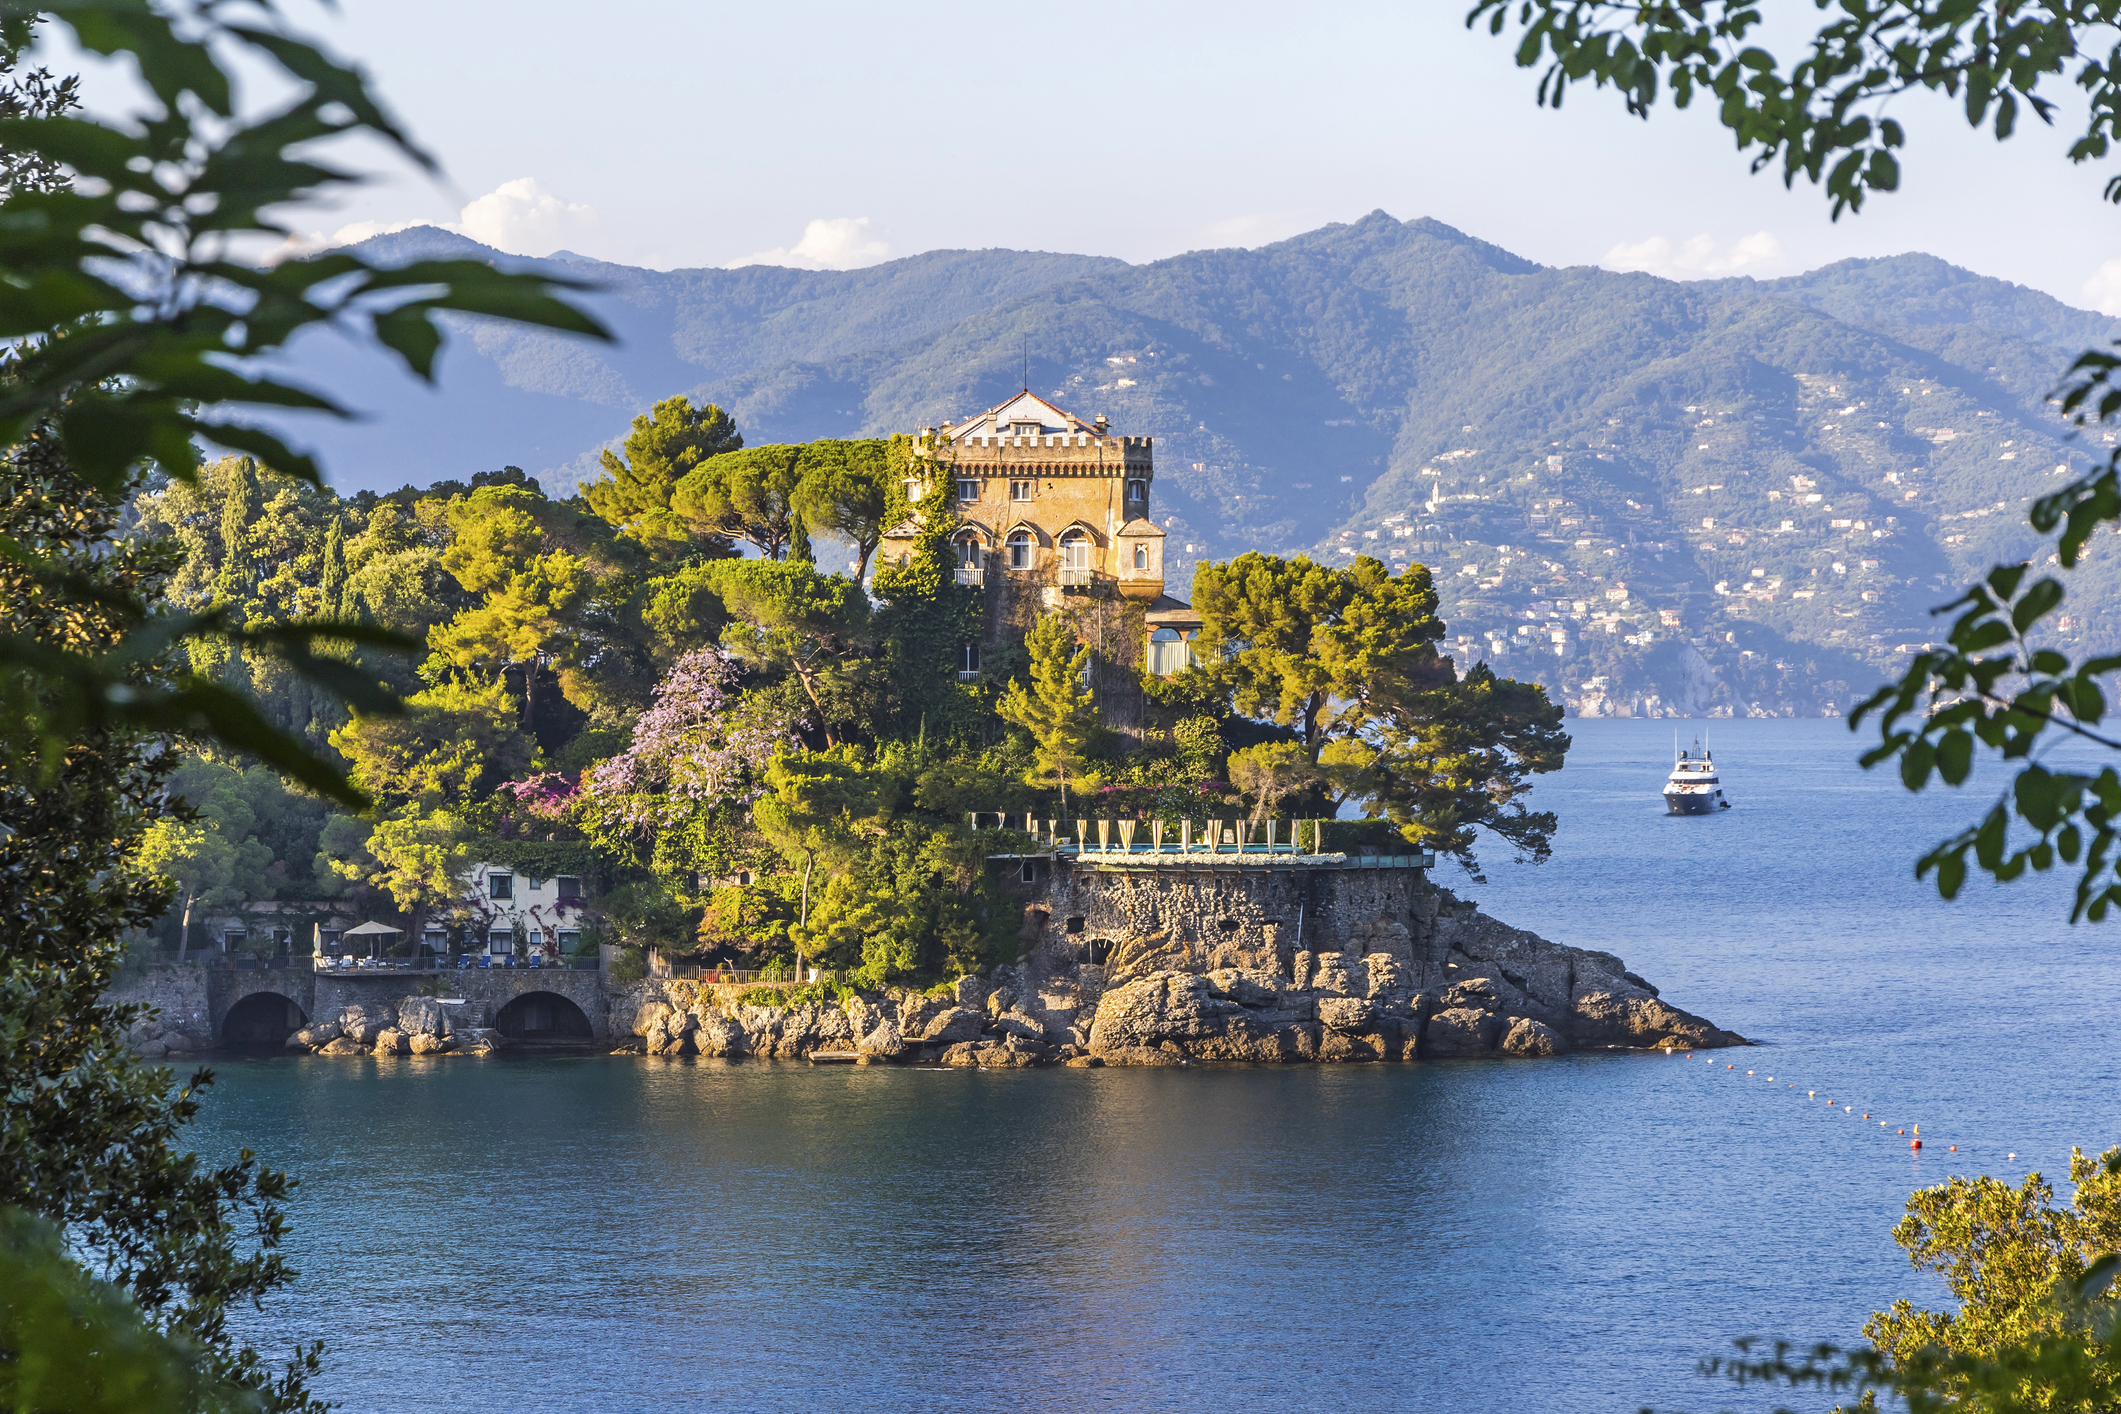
left=149, top=902, right=1742, bottom=1066
left=591, top=903, right=1745, bottom=1066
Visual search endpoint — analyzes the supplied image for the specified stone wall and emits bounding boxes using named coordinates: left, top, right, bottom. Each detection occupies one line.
left=104, top=961, right=215, bottom=1059
left=1004, top=860, right=1435, bottom=978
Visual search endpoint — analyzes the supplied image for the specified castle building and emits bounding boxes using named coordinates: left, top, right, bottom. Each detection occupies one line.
left=881, top=392, right=1203, bottom=703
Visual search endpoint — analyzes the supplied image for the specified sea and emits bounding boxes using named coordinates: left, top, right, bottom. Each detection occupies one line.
left=189, top=719, right=2121, bottom=1413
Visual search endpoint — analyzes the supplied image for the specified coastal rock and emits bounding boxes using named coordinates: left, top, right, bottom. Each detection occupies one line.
left=1317, top=996, right=1378, bottom=1034
left=1308, top=952, right=1355, bottom=997
left=371, top=1029, right=409, bottom=1056
left=1423, top=1007, right=1500, bottom=1057
left=855, top=1017, right=904, bottom=1058
left=1097, top=1044, right=1187, bottom=1066
left=693, top=1013, right=744, bottom=1057
left=631, top=1002, right=673, bottom=1038
left=395, top=997, right=449, bottom=1037
left=289, top=1023, right=340, bottom=1049
left=901, top=1000, right=983, bottom=1045
left=408, top=1032, right=450, bottom=1055
left=940, top=1036, right=1045, bottom=1068
left=318, top=1037, right=366, bottom=1056
left=1087, top=971, right=1238, bottom=1053
left=1499, top=1017, right=1566, bottom=1057
left=341, top=1016, right=391, bottom=1046
left=1569, top=990, right=1744, bottom=1050
left=988, top=1009, right=1046, bottom=1043
left=1205, top=969, right=1281, bottom=1009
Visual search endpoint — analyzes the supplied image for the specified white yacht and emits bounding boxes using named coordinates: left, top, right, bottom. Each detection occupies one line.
left=1664, top=738, right=1730, bottom=815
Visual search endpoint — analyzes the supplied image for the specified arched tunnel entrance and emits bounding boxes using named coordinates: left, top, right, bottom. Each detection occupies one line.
left=222, top=992, right=307, bottom=1048
left=494, top=991, right=594, bottom=1041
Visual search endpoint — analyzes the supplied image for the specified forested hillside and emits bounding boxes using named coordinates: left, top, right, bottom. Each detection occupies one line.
left=271, top=212, right=2116, bottom=716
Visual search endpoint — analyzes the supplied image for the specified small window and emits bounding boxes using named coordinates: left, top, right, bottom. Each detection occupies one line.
left=1020, top=860, right=1037, bottom=883
left=956, top=479, right=978, bottom=502
left=529, top=929, right=543, bottom=950
left=489, top=872, right=513, bottom=901
left=557, top=929, right=581, bottom=954
left=422, top=929, right=445, bottom=953
left=526, top=876, right=544, bottom=891
left=956, top=534, right=982, bottom=569
left=1007, top=530, right=1033, bottom=569
left=1010, top=480, right=1035, bottom=501
left=1060, top=532, right=1090, bottom=571
left=1133, top=543, right=1148, bottom=570
left=556, top=876, right=581, bottom=899
left=1126, top=479, right=1146, bottom=502
left=488, top=929, right=512, bottom=955
left=1064, top=915, right=1085, bottom=934
left=960, top=643, right=981, bottom=674
left=222, top=929, right=246, bottom=952
left=735, top=870, right=752, bottom=888
left=903, top=477, right=924, bottom=503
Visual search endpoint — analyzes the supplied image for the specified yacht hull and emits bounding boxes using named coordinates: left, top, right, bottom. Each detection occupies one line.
left=1665, top=792, right=1722, bottom=815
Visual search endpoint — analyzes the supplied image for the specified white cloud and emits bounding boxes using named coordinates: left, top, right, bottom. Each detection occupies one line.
left=453, top=177, right=603, bottom=256
left=2084, top=259, right=2121, bottom=316
left=1601, top=231, right=1788, bottom=281
left=729, top=217, right=890, bottom=271
left=267, top=178, right=603, bottom=262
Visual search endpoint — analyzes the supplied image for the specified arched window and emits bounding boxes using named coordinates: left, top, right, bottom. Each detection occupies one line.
left=1059, top=531, right=1090, bottom=571
left=955, top=533, right=982, bottom=569
left=1126, top=479, right=1147, bottom=503
left=1133, top=543, right=1148, bottom=570
left=1148, top=626, right=1194, bottom=676
left=1007, top=530, right=1033, bottom=570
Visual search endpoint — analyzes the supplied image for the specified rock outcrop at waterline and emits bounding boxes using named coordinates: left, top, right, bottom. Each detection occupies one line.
left=606, top=907, right=1744, bottom=1067
left=282, top=998, right=501, bottom=1057
left=235, top=905, right=1741, bottom=1066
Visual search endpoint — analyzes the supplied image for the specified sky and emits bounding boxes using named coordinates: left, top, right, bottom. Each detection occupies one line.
left=35, top=0, right=2121, bottom=310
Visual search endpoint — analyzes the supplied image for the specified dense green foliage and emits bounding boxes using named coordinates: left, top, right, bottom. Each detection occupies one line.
left=1678, top=1150, right=2121, bottom=1414
left=0, top=417, right=321, bottom=1412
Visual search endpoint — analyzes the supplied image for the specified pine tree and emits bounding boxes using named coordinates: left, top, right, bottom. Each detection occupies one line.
left=318, top=515, right=348, bottom=620
left=211, top=458, right=260, bottom=605
left=788, top=512, right=814, bottom=564
left=996, top=613, right=1097, bottom=817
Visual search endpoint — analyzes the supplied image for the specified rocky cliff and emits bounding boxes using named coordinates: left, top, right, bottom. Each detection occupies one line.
left=600, top=905, right=1744, bottom=1067
left=199, top=899, right=1741, bottom=1067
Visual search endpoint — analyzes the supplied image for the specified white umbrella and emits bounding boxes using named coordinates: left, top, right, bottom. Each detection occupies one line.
left=342, top=920, right=402, bottom=960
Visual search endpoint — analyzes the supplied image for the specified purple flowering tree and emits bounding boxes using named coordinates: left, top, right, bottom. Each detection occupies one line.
left=578, top=648, right=797, bottom=840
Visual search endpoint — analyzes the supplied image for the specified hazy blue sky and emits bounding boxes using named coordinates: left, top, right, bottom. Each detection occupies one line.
left=43, top=1, right=2121, bottom=307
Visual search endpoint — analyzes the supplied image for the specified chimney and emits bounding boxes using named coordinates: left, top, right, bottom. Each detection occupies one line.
left=1094, top=413, right=1109, bottom=431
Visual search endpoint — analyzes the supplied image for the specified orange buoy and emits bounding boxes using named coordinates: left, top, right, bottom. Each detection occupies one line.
left=1911, top=1138, right=1922, bottom=1150
left=1950, top=1145, right=1957, bottom=1152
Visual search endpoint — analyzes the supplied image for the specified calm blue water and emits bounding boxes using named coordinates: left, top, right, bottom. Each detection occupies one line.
left=190, top=720, right=2121, bottom=1413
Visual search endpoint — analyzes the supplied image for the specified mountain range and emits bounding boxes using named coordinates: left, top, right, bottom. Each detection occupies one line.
left=267, top=212, right=2121, bottom=717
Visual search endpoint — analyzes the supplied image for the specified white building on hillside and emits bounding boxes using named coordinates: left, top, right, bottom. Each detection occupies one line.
left=460, top=861, right=588, bottom=962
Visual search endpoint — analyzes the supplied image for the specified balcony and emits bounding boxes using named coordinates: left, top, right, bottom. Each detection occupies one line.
left=1058, top=566, right=1093, bottom=588
left=954, top=567, right=985, bottom=587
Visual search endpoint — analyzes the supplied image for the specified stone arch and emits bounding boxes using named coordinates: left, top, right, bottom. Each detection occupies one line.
left=222, top=991, right=308, bottom=1048
left=494, top=990, right=594, bottom=1040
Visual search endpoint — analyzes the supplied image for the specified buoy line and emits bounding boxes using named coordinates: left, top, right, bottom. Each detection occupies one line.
left=1671, top=1051, right=1999, bottom=1158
